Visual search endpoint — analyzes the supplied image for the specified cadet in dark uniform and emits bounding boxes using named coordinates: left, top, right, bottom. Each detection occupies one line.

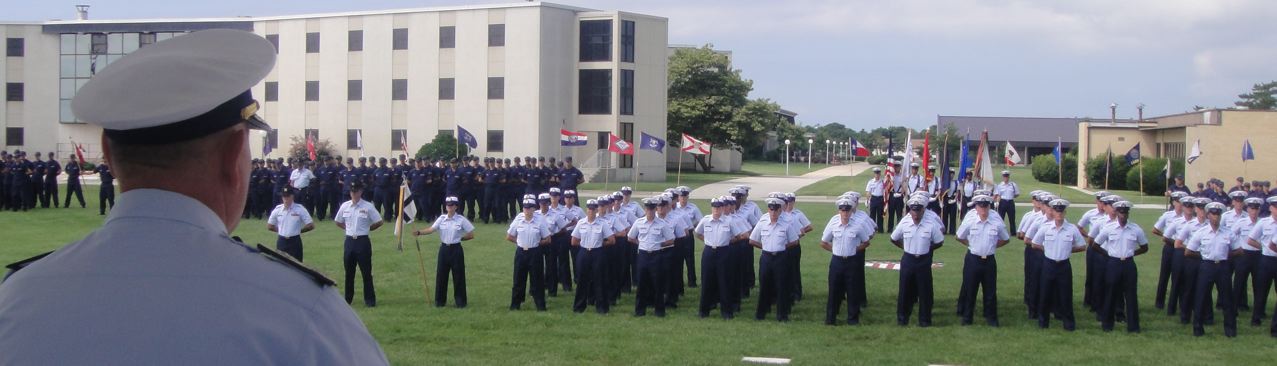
left=415, top=196, right=476, bottom=308
left=408, top=159, right=429, bottom=222
left=559, top=156, right=584, bottom=192
left=1091, top=200, right=1149, bottom=332
left=31, top=152, right=45, bottom=208
left=481, top=158, right=503, bottom=224
left=459, top=157, right=478, bottom=220
left=524, top=157, right=544, bottom=195
left=358, top=157, right=373, bottom=202
left=273, top=159, right=292, bottom=207
left=335, top=181, right=384, bottom=307
left=372, top=158, right=390, bottom=219
left=42, top=153, right=60, bottom=208
left=63, top=157, right=85, bottom=208
left=0, top=153, right=9, bottom=211
left=95, top=162, right=115, bottom=215
left=1185, top=202, right=1241, bottom=337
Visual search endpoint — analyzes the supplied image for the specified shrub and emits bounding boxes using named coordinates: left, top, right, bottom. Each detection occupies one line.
left=1030, top=152, right=1077, bottom=185
left=287, top=136, right=338, bottom=162
left=1124, top=158, right=1183, bottom=196
left=415, top=133, right=469, bottom=161
left=1084, top=153, right=1133, bottom=190
left=867, top=154, right=887, bottom=165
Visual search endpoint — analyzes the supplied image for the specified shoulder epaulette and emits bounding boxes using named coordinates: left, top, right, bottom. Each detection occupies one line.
left=256, top=244, right=336, bottom=287
left=3, top=251, right=54, bottom=283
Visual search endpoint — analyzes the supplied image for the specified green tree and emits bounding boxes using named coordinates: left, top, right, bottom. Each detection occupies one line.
left=669, top=45, right=770, bottom=171
left=415, top=133, right=469, bottom=161
left=1030, top=152, right=1078, bottom=186
left=1084, top=152, right=1132, bottom=190
left=287, top=135, right=337, bottom=163
left=1124, top=158, right=1183, bottom=195
left=1235, top=81, right=1277, bottom=110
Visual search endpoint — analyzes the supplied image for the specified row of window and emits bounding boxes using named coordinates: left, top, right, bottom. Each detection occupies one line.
left=265, top=129, right=506, bottom=153
left=5, top=83, right=20, bottom=101
left=5, top=127, right=21, bottom=146
left=269, top=24, right=506, bottom=54
left=578, top=69, right=634, bottom=115
left=579, top=20, right=636, bottom=63
left=6, top=38, right=22, bottom=57
left=262, top=77, right=504, bottom=102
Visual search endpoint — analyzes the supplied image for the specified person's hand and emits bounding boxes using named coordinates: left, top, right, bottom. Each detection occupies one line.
left=413, top=229, right=425, bottom=237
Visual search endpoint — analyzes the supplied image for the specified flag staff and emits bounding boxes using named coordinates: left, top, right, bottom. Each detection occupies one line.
left=677, top=147, right=684, bottom=186
left=1057, top=137, right=1062, bottom=193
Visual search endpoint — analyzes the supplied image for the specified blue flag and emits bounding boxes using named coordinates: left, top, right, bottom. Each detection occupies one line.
left=1242, top=139, right=1255, bottom=161
left=957, top=133, right=971, bottom=177
left=457, top=126, right=478, bottom=149
left=1053, top=139, right=1062, bottom=166
left=1124, top=142, right=1141, bottom=165
left=639, top=132, right=665, bottom=152
left=262, top=134, right=272, bottom=157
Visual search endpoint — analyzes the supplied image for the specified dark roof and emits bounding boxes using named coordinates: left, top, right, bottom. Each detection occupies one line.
left=937, top=116, right=1082, bottom=144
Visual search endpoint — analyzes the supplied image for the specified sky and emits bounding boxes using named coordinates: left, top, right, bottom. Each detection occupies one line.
left=8, top=0, right=1276, bottom=130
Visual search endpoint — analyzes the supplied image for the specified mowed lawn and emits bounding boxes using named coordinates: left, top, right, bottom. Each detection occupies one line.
left=1, top=184, right=1273, bottom=365
left=580, top=160, right=828, bottom=193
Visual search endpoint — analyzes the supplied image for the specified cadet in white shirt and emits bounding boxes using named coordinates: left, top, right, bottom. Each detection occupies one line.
left=657, top=193, right=690, bottom=307
left=1083, top=194, right=1121, bottom=313
left=335, top=182, right=385, bottom=307
left=290, top=160, right=317, bottom=213
left=783, top=192, right=814, bottom=302
left=1185, top=202, right=1241, bottom=337
left=268, top=187, right=316, bottom=261
left=891, top=197, right=946, bottom=327
left=1246, top=196, right=1277, bottom=329
left=413, top=196, right=475, bottom=308
left=696, top=197, right=748, bottom=319
left=1231, top=197, right=1263, bottom=314
left=955, top=195, right=1011, bottom=326
left=1164, top=195, right=1198, bottom=318
left=1091, top=201, right=1149, bottom=333
left=993, top=170, right=1020, bottom=228
left=0, top=29, right=387, bottom=364
left=559, top=190, right=586, bottom=293
left=570, top=199, right=615, bottom=314
left=542, top=191, right=572, bottom=297
left=1030, top=199, right=1087, bottom=331
left=507, top=198, right=552, bottom=311
left=750, top=198, right=801, bottom=322
left=617, top=188, right=641, bottom=295
left=1018, top=192, right=1050, bottom=319
left=867, top=167, right=887, bottom=233
left=1152, top=191, right=1188, bottom=311
left=821, top=198, right=872, bottom=325
left=730, top=188, right=759, bottom=299
left=628, top=197, right=676, bottom=317
left=837, top=192, right=876, bottom=309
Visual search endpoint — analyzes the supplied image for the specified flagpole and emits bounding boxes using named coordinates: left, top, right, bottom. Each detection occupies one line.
left=412, top=233, right=431, bottom=303
left=396, top=185, right=406, bottom=252
left=633, top=150, right=640, bottom=187
left=1138, top=155, right=1145, bottom=197
left=677, top=147, right=683, bottom=186
left=603, top=150, right=611, bottom=192
left=1104, top=143, right=1111, bottom=190
left=1057, top=137, right=1062, bottom=193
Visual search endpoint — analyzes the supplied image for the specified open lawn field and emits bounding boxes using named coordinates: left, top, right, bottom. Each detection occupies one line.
left=1, top=184, right=1273, bottom=365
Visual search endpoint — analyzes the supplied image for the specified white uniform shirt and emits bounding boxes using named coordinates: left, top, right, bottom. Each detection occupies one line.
left=696, top=214, right=744, bottom=248
left=335, top=199, right=382, bottom=236
left=866, top=178, right=885, bottom=197
left=1248, top=216, right=1277, bottom=257
left=1093, top=221, right=1149, bottom=259
left=1186, top=225, right=1239, bottom=261
left=628, top=216, right=675, bottom=252
left=571, top=217, right=612, bottom=249
left=822, top=216, right=871, bottom=257
left=536, top=208, right=568, bottom=234
left=729, top=212, right=753, bottom=240
left=290, top=167, right=316, bottom=189
left=1078, top=208, right=1102, bottom=231
left=268, top=203, right=313, bottom=237
left=677, top=202, right=703, bottom=228
left=562, top=205, right=586, bottom=232
left=957, top=215, right=1010, bottom=256
left=0, top=189, right=388, bottom=365
left=1221, top=209, right=1244, bottom=230
left=431, top=213, right=475, bottom=244
left=662, top=212, right=691, bottom=238
left=741, top=201, right=763, bottom=226
left=1018, top=210, right=1043, bottom=235
left=508, top=213, right=551, bottom=249
left=751, top=214, right=800, bottom=253
left=1024, top=214, right=1053, bottom=243
left=1232, top=215, right=1260, bottom=252
left=961, top=209, right=1005, bottom=227
left=1175, top=218, right=1208, bottom=243
left=1153, top=210, right=1178, bottom=235
left=1087, top=215, right=1114, bottom=237
left=1163, top=215, right=1191, bottom=242
left=890, top=217, right=945, bottom=255
left=994, top=181, right=1019, bottom=200
left=606, top=212, right=630, bottom=238
left=1031, top=220, right=1087, bottom=262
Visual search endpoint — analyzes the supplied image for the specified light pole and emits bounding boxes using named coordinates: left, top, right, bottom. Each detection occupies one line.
left=807, top=138, right=813, bottom=169
left=784, top=139, right=791, bottom=176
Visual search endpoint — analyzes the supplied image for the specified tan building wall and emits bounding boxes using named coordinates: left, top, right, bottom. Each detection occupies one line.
left=1075, top=122, right=1151, bottom=188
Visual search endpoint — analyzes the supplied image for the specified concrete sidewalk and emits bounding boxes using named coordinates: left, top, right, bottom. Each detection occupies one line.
left=577, top=162, right=868, bottom=199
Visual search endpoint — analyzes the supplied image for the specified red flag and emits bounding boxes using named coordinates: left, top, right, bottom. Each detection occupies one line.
left=921, top=131, right=931, bottom=181
left=73, top=142, right=87, bottom=166
left=608, top=133, right=633, bottom=155
left=306, top=133, right=317, bottom=161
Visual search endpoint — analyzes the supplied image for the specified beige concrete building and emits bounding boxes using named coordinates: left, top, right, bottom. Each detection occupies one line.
left=1, top=2, right=669, bottom=181
left=1077, top=109, right=1277, bottom=188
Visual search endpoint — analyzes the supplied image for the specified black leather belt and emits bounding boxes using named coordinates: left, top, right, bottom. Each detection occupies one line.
left=346, top=235, right=367, bottom=240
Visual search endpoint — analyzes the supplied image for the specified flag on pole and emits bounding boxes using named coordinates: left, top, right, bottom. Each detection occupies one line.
left=1242, top=139, right=1255, bottom=161
left=1053, top=138, right=1062, bottom=166
left=639, top=132, right=666, bottom=152
left=1187, top=139, right=1201, bottom=164
left=921, top=131, right=932, bottom=181
left=973, top=131, right=995, bottom=185
left=1104, top=145, right=1113, bottom=183
left=1124, top=143, right=1141, bottom=165
left=1162, top=158, right=1171, bottom=182
left=1003, top=141, right=1022, bottom=166
left=400, top=132, right=410, bottom=153
left=399, top=185, right=416, bottom=226
left=306, top=133, right=317, bottom=161
left=608, top=133, right=634, bottom=155
left=901, top=130, right=914, bottom=184
left=73, top=140, right=87, bottom=166
left=681, top=133, right=711, bottom=155
left=958, top=132, right=971, bottom=176
left=457, top=126, right=479, bottom=149
left=262, top=134, right=272, bottom=157
left=850, top=138, right=869, bottom=157
left=356, top=130, right=364, bottom=156
left=560, top=129, right=589, bottom=146
left=940, top=149, right=952, bottom=191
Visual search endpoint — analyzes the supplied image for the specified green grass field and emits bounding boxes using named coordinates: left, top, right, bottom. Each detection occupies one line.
left=579, top=160, right=830, bottom=193
left=2, top=184, right=1272, bottom=365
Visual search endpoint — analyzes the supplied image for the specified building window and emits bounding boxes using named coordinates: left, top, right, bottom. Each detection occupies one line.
left=392, top=129, right=408, bottom=150
left=488, top=24, right=505, bottom=47
left=487, top=130, right=504, bottom=152
left=596, top=132, right=608, bottom=150
left=439, top=26, right=455, bottom=48
left=620, top=123, right=633, bottom=168
left=579, top=20, right=612, bottom=62
left=305, top=32, right=320, bottom=53
left=488, top=77, right=504, bottom=100
left=621, top=20, right=635, bottom=63
left=5, top=83, right=22, bottom=102
left=304, top=129, right=319, bottom=143
left=305, top=81, right=319, bottom=101
left=5, top=128, right=22, bottom=146
left=5, top=38, right=22, bottom=57
left=347, top=80, right=362, bottom=101
left=264, top=82, right=278, bottom=101
left=579, top=69, right=611, bottom=115
left=267, top=129, right=279, bottom=149
left=620, top=70, right=634, bottom=115
left=439, top=78, right=455, bottom=100
left=140, top=33, right=158, bottom=48
left=347, top=129, right=362, bottom=150
left=392, top=28, right=408, bottom=50
left=392, top=79, right=408, bottom=100
left=90, top=33, right=108, bottom=55
left=348, top=30, right=363, bottom=51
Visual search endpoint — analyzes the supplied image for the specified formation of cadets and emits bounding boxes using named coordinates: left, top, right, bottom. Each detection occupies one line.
left=0, top=150, right=109, bottom=214
left=7, top=148, right=1277, bottom=337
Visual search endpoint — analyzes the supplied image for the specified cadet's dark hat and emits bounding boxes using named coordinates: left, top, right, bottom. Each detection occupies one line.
left=280, top=186, right=295, bottom=196
left=350, top=181, right=366, bottom=191
left=564, top=156, right=573, bottom=163
left=504, top=158, right=512, bottom=164
left=378, top=157, right=387, bottom=163
left=537, top=156, right=545, bottom=162
left=444, top=196, right=460, bottom=205
left=358, top=156, right=367, bottom=162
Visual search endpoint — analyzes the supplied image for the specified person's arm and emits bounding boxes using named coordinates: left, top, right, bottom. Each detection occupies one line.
left=416, top=220, right=440, bottom=236
left=890, top=225, right=904, bottom=249
left=1133, top=231, right=1150, bottom=256
left=996, top=226, right=1011, bottom=248
left=334, top=205, right=347, bottom=230
left=930, top=225, right=944, bottom=251
left=955, top=222, right=970, bottom=246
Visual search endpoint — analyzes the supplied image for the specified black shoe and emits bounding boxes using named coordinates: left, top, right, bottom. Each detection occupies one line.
left=1193, top=328, right=1204, bottom=337
left=699, top=312, right=710, bottom=319
left=777, top=316, right=790, bottom=322
left=365, top=302, right=376, bottom=308
left=536, top=306, right=547, bottom=312
left=755, top=314, right=766, bottom=321
left=634, top=311, right=646, bottom=317
left=987, top=319, right=1000, bottom=327
left=655, top=311, right=666, bottom=318
left=1155, top=302, right=1165, bottom=310
left=573, top=308, right=585, bottom=313
left=722, top=312, right=735, bottom=320
left=455, top=302, right=467, bottom=309
left=688, top=282, right=698, bottom=288
left=847, top=318, right=860, bottom=326
left=510, top=304, right=521, bottom=311
left=897, top=320, right=908, bottom=327
left=1252, top=319, right=1263, bottom=327
left=961, top=319, right=973, bottom=326
left=919, top=321, right=932, bottom=328
left=825, top=319, right=837, bottom=326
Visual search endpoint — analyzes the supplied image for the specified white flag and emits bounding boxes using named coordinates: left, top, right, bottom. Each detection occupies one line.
left=1187, top=139, right=1201, bottom=164
left=394, top=185, right=416, bottom=238
left=1004, top=141, right=1022, bottom=166
left=900, top=130, right=914, bottom=184
left=356, top=130, right=364, bottom=156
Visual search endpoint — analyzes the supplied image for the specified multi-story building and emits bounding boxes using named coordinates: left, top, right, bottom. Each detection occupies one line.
left=1, top=1, right=668, bottom=181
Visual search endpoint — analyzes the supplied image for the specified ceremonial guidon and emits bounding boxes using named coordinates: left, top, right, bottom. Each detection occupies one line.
left=0, top=30, right=387, bottom=364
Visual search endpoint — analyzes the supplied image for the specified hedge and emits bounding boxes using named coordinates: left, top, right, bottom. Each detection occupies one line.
left=1030, top=153, right=1077, bottom=185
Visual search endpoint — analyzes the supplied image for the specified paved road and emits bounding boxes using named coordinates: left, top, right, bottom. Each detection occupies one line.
left=687, top=162, right=869, bottom=200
